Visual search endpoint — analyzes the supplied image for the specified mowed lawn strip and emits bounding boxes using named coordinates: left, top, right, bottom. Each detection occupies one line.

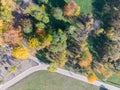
left=7, top=70, right=99, bottom=90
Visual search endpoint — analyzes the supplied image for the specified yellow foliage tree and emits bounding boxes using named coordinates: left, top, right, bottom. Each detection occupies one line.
left=12, top=46, right=30, bottom=59
left=1, top=0, right=17, bottom=22
left=0, top=36, right=4, bottom=46
left=85, top=18, right=94, bottom=30
left=58, top=50, right=67, bottom=67
left=36, top=29, right=46, bottom=39
left=106, top=27, right=115, bottom=38
left=48, top=61, right=58, bottom=72
left=8, top=65, right=17, bottom=74
left=95, top=28, right=104, bottom=35
left=87, top=73, right=98, bottom=83
left=79, top=40, right=87, bottom=48
left=0, top=20, right=4, bottom=33
left=28, top=37, right=40, bottom=48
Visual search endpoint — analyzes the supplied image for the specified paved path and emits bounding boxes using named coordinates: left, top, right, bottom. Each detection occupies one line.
left=0, top=56, right=119, bottom=90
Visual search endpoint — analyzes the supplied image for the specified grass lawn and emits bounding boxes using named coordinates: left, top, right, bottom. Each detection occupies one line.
left=107, top=74, right=120, bottom=88
left=7, top=71, right=99, bottom=90
left=65, top=0, right=94, bottom=14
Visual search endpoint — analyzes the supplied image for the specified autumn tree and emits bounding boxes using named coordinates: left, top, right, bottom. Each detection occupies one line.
left=28, top=37, right=41, bottom=48
left=49, top=29, right=67, bottom=52
left=0, top=0, right=17, bottom=22
left=63, top=1, right=80, bottom=16
left=78, top=48, right=92, bottom=67
left=25, top=3, right=49, bottom=24
left=48, top=61, right=58, bottom=72
left=3, top=25, right=23, bottom=45
left=12, top=46, right=30, bottom=59
left=87, top=73, right=98, bottom=83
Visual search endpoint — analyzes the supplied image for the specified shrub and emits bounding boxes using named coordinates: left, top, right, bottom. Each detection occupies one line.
left=1, top=0, right=17, bottom=22
left=8, top=65, right=17, bottom=74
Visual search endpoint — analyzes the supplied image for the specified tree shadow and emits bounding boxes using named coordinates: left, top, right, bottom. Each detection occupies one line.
left=87, top=34, right=108, bottom=61
left=48, top=16, right=70, bottom=30
left=92, top=0, right=112, bottom=28
left=48, top=0, right=66, bottom=8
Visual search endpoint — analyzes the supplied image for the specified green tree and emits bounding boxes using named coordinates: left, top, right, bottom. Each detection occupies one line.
left=49, top=29, right=67, bottom=52
left=25, top=4, right=49, bottom=23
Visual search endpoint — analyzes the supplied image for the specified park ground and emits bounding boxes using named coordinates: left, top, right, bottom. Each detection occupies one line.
left=7, top=71, right=99, bottom=90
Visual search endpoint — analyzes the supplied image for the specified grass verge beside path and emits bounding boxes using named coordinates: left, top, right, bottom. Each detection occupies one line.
left=107, top=74, right=120, bottom=88
left=7, top=70, right=99, bottom=90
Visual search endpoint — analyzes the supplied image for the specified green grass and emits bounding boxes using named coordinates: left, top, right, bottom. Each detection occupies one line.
left=107, top=74, right=120, bottom=88
left=65, top=0, right=94, bottom=14
left=8, top=71, right=99, bottom=90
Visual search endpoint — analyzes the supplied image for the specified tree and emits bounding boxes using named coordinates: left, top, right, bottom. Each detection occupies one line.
left=3, top=25, right=23, bottom=45
left=114, top=59, right=120, bottom=71
left=28, top=37, right=41, bottom=48
left=58, top=51, right=67, bottom=67
left=36, top=22, right=45, bottom=30
left=87, top=73, right=98, bottom=83
left=0, top=0, right=17, bottom=22
left=12, top=46, right=30, bottom=59
left=37, top=0, right=48, bottom=4
left=0, top=20, right=4, bottom=33
left=46, top=50, right=67, bottom=67
left=53, top=8, right=63, bottom=20
left=20, top=18, right=33, bottom=34
left=78, top=48, right=92, bottom=67
left=63, top=1, right=80, bottom=16
left=8, top=65, right=17, bottom=74
left=49, top=29, right=67, bottom=52
left=102, top=41, right=120, bottom=62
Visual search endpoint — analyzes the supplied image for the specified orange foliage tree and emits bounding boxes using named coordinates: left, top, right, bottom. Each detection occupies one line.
left=78, top=49, right=92, bottom=67
left=3, top=25, right=23, bottom=45
left=63, top=1, right=78, bottom=16
left=87, top=73, right=98, bottom=83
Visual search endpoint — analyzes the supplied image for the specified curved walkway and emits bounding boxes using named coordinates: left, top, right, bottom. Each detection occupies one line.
left=0, top=56, right=119, bottom=90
